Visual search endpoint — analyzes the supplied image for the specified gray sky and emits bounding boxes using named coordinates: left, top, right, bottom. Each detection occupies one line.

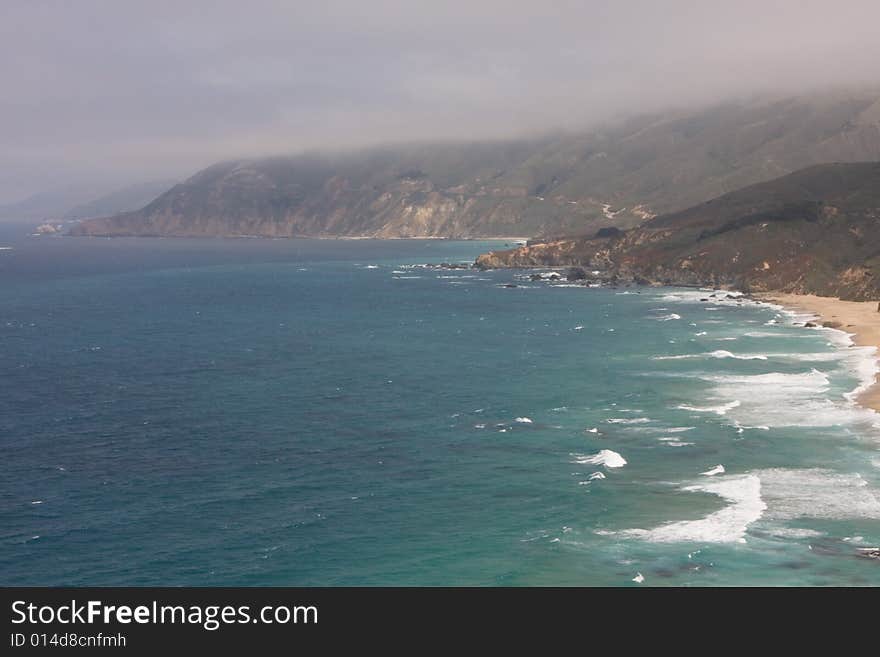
left=3, top=0, right=880, bottom=204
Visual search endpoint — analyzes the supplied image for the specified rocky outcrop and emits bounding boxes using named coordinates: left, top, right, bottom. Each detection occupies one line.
left=477, top=162, right=880, bottom=301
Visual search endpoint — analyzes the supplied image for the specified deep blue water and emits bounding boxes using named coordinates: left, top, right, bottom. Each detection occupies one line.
left=1, top=225, right=879, bottom=585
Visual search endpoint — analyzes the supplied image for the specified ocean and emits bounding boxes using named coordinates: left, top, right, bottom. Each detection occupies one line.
left=1, top=226, right=879, bottom=586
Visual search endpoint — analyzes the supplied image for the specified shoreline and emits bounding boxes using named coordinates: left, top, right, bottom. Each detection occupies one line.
left=62, top=231, right=530, bottom=243
left=756, top=292, right=880, bottom=412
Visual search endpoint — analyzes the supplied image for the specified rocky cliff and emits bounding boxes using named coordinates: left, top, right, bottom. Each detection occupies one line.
left=71, top=89, right=880, bottom=239
left=476, top=162, right=880, bottom=301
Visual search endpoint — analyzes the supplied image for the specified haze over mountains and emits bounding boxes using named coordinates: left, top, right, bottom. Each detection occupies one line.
left=71, top=89, right=880, bottom=239
left=0, top=180, right=177, bottom=223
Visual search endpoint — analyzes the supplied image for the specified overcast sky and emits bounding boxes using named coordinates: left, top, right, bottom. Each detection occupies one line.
left=2, top=0, right=880, bottom=203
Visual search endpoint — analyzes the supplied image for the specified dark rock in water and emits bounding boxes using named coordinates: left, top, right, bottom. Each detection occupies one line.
left=804, top=322, right=818, bottom=328
left=595, top=226, right=622, bottom=238
left=529, top=273, right=542, bottom=281
left=856, top=548, right=880, bottom=560
left=822, top=321, right=843, bottom=329
left=566, top=267, right=588, bottom=281
left=700, top=298, right=709, bottom=301
left=726, top=294, right=737, bottom=299
left=548, top=273, right=561, bottom=281
left=503, top=283, right=518, bottom=288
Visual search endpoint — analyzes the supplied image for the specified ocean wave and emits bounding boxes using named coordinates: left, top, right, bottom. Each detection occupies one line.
left=617, top=474, right=765, bottom=543
left=652, top=313, right=681, bottom=321
left=690, top=369, right=879, bottom=428
left=571, top=449, right=627, bottom=468
left=701, top=464, right=725, bottom=476
left=605, top=417, right=652, bottom=424
left=678, top=400, right=741, bottom=415
left=626, top=426, right=695, bottom=433
left=655, top=350, right=767, bottom=361
left=743, top=331, right=815, bottom=338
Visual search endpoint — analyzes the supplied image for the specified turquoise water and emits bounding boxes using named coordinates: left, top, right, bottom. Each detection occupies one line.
left=1, top=228, right=879, bottom=586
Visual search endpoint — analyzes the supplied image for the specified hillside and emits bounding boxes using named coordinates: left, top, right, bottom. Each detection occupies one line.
left=476, top=162, right=880, bottom=301
left=71, top=89, right=880, bottom=239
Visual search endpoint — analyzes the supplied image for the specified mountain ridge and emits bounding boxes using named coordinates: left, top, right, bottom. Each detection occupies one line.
left=70, top=90, right=880, bottom=239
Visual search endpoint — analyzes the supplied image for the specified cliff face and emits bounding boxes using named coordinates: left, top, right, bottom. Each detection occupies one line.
left=476, top=163, right=880, bottom=301
left=71, top=90, right=880, bottom=239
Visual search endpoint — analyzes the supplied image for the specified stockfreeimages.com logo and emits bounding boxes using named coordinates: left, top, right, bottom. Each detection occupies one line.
left=11, top=600, right=317, bottom=632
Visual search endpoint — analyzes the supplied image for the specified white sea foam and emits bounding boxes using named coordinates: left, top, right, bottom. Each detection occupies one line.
left=659, top=289, right=744, bottom=304
left=652, top=313, right=681, bottom=321
left=572, top=449, right=627, bottom=468
left=661, top=441, right=694, bottom=447
left=764, top=527, right=825, bottom=539
left=655, top=350, right=767, bottom=361
left=678, top=400, right=741, bottom=415
left=755, top=468, right=880, bottom=520
left=632, top=573, right=645, bottom=583
left=515, top=417, right=533, bottom=424
left=589, top=472, right=606, bottom=480
left=743, top=331, right=814, bottom=339
left=617, top=474, right=765, bottom=543
left=605, top=417, right=652, bottom=424
left=693, top=370, right=878, bottom=428
left=626, top=426, right=695, bottom=434
left=701, top=464, right=725, bottom=476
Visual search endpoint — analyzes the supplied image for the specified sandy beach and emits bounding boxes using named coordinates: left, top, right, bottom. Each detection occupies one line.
left=757, top=293, right=880, bottom=411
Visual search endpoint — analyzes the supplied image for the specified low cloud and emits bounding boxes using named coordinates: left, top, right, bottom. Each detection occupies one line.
left=2, top=0, right=879, bottom=202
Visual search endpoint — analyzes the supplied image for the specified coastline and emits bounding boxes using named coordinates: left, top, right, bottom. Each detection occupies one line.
left=756, top=292, right=880, bottom=411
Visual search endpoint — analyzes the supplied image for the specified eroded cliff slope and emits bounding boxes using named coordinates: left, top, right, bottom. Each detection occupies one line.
left=476, top=162, right=880, bottom=301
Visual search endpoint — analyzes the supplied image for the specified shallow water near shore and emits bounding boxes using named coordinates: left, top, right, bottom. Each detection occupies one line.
left=1, top=228, right=879, bottom=585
